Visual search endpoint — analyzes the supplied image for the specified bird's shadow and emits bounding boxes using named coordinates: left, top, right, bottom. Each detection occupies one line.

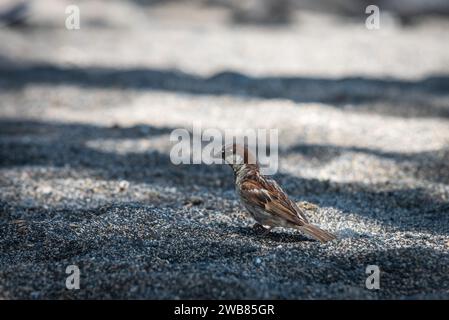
left=225, top=225, right=314, bottom=243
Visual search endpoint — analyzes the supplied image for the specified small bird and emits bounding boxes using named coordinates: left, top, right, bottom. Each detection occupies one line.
left=220, top=143, right=336, bottom=243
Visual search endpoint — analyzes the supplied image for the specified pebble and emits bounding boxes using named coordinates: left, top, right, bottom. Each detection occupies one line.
left=118, top=180, right=130, bottom=191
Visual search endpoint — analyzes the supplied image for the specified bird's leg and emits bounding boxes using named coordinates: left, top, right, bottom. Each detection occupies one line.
left=252, top=223, right=266, bottom=233
left=252, top=223, right=272, bottom=236
left=261, top=226, right=273, bottom=236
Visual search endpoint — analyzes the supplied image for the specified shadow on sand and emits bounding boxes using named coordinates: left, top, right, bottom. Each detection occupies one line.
left=1, top=118, right=448, bottom=235
left=2, top=64, right=449, bottom=118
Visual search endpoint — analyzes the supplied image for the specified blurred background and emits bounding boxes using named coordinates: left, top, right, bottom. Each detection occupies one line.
left=1, top=0, right=449, bottom=119
left=1, top=0, right=449, bottom=299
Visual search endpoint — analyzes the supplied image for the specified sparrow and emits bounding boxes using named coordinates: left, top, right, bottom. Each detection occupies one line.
left=220, top=143, right=336, bottom=243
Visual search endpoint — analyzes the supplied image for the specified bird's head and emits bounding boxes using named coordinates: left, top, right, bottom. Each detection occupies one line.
left=219, top=143, right=258, bottom=174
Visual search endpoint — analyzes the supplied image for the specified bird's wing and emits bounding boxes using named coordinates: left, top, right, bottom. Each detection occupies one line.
left=265, top=177, right=309, bottom=222
left=239, top=175, right=309, bottom=226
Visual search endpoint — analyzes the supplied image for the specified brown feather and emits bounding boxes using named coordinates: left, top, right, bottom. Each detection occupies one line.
left=298, top=224, right=336, bottom=243
left=226, top=143, right=336, bottom=243
left=239, top=173, right=308, bottom=226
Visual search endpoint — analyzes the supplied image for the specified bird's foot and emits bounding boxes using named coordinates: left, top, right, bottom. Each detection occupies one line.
left=252, top=223, right=272, bottom=236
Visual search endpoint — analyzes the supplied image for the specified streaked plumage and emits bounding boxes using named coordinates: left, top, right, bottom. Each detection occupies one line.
left=221, top=143, right=336, bottom=243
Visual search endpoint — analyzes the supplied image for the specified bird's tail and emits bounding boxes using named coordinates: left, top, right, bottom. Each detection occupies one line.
left=298, top=224, right=336, bottom=243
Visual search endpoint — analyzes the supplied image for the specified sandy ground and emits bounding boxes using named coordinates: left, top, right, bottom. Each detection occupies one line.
left=1, top=0, right=449, bottom=299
